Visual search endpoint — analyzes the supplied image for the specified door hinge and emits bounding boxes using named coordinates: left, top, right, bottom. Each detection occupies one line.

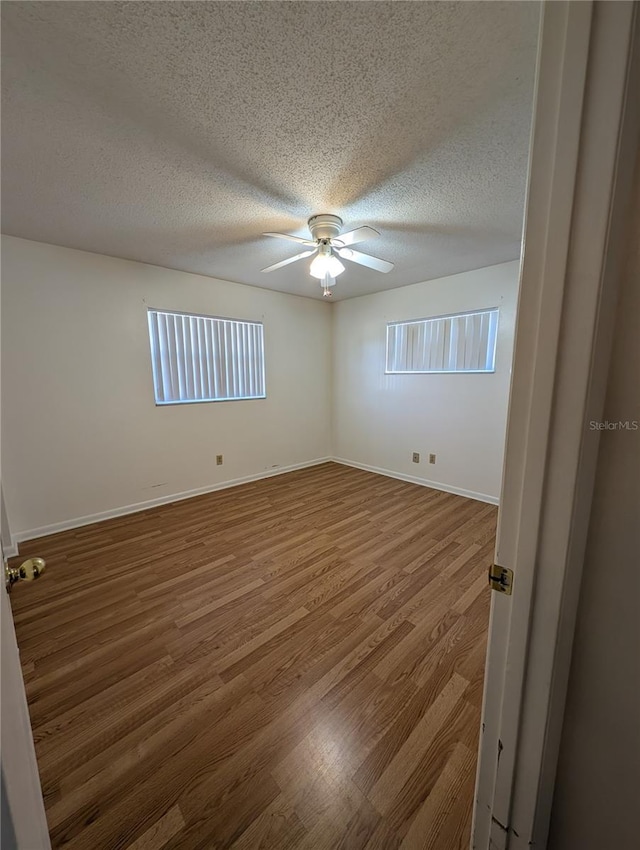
left=489, top=564, right=513, bottom=595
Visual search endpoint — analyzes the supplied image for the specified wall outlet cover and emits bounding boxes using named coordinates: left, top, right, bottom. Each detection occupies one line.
left=412, top=452, right=420, bottom=463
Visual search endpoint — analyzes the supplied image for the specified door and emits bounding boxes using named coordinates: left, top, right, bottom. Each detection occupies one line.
left=1, top=506, right=51, bottom=847
left=1, top=159, right=51, bottom=845
left=473, top=2, right=639, bottom=848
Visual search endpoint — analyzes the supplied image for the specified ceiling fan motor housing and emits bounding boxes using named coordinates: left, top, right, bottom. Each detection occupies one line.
left=307, top=214, right=343, bottom=242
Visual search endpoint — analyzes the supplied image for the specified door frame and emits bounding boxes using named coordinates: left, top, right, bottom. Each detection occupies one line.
left=473, top=2, right=640, bottom=848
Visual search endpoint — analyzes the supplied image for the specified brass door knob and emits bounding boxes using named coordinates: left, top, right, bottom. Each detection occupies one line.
left=5, top=557, right=46, bottom=587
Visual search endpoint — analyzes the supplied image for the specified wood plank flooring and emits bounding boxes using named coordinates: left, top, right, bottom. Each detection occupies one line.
left=9, top=462, right=496, bottom=850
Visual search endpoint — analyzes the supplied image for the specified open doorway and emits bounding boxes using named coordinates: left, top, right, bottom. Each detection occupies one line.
left=2, top=3, right=637, bottom=849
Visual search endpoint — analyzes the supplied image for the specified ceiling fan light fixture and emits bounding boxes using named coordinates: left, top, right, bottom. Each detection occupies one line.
left=309, top=251, right=345, bottom=279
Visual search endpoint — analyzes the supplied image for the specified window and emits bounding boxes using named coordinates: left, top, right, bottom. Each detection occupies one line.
left=147, top=309, right=266, bottom=404
left=386, top=308, right=499, bottom=374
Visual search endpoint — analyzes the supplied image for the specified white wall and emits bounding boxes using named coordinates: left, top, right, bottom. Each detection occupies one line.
left=1, top=236, right=331, bottom=538
left=332, top=261, right=519, bottom=502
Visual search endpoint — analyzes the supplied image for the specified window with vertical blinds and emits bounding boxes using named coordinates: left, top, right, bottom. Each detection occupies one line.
left=386, top=309, right=499, bottom=374
left=147, top=309, right=266, bottom=404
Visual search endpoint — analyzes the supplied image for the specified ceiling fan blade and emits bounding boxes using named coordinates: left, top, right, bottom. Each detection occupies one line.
left=261, top=249, right=316, bottom=273
left=333, top=226, right=379, bottom=247
left=263, top=232, right=316, bottom=247
left=337, top=247, right=394, bottom=273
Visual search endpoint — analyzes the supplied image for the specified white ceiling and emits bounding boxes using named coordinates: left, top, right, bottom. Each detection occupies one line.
left=1, top=1, right=539, bottom=301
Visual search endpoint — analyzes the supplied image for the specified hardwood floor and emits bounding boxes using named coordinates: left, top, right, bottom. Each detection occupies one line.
left=9, top=462, right=496, bottom=850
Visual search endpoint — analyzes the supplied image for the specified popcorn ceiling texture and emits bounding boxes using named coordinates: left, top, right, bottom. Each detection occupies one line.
left=1, top=1, right=539, bottom=300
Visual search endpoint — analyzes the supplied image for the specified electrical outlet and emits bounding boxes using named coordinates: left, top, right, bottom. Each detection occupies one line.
left=412, top=452, right=420, bottom=463
left=216, top=454, right=223, bottom=466
left=429, top=453, right=436, bottom=464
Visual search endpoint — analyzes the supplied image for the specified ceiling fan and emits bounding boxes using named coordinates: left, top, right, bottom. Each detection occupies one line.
left=261, top=214, right=394, bottom=297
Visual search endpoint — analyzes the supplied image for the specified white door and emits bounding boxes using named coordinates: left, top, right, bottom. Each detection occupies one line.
left=473, top=2, right=639, bottom=848
left=1, top=517, right=51, bottom=847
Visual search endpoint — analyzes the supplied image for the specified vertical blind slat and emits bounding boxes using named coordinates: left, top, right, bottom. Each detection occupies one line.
left=182, top=316, right=193, bottom=398
left=255, top=324, right=265, bottom=396
left=487, top=310, right=499, bottom=371
left=186, top=316, right=195, bottom=397
left=227, top=322, right=235, bottom=398
left=147, top=310, right=265, bottom=403
left=227, top=321, right=234, bottom=399
left=243, top=324, right=249, bottom=397
left=392, top=325, right=397, bottom=372
left=197, top=318, right=206, bottom=399
left=455, top=316, right=466, bottom=369
left=233, top=323, right=241, bottom=397
left=225, top=322, right=234, bottom=398
left=215, top=320, right=225, bottom=398
left=205, top=319, right=215, bottom=399
left=173, top=317, right=184, bottom=399
left=470, top=314, right=482, bottom=370
left=148, top=312, right=164, bottom=402
left=242, top=324, right=249, bottom=398
left=463, top=315, right=472, bottom=370
left=188, top=317, right=198, bottom=398
left=448, top=319, right=458, bottom=371
left=247, top=325, right=253, bottom=396
left=424, top=321, right=433, bottom=371
left=163, top=314, right=179, bottom=399
left=248, top=324, right=255, bottom=396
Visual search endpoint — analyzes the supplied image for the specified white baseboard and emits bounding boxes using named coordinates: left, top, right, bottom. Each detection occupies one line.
left=3, top=542, right=19, bottom=559
left=331, top=457, right=500, bottom=505
left=12, top=457, right=333, bottom=545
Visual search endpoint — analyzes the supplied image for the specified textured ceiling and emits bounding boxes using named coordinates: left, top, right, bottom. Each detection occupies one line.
left=1, top=1, right=539, bottom=301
